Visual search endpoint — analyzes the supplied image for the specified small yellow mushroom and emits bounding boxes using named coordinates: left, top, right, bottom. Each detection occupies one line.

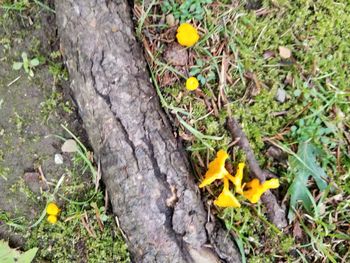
left=47, top=215, right=58, bottom=224
left=231, top=163, right=245, bottom=195
left=214, top=177, right=241, bottom=208
left=199, top=150, right=231, bottom=188
left=176, top=23, right=199, bottom=47
left=46, top=202, right=61, bottom=216
left=186, top=76, right=199, bottom=91
left=243, top=178, right=280, bottom=203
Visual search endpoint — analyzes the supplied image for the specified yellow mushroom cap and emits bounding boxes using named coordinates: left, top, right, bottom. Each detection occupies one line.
left=243, top=178, right=280, bottom=203
left=199, top=150, right=230, bottom=188
left=176, top=23, right=199, bottom=47
left=229, top=162, right=245, bottom=195
left=46, top=202, right=61, bottom=216
left=214, top=178, right=241, bottom=208
left=186, top=77, right=199, bottom=91
left=47, top=215, right=58, bottom=224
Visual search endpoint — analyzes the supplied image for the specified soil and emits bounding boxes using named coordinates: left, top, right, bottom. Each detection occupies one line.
left=0, top=7, right=85, bottom=246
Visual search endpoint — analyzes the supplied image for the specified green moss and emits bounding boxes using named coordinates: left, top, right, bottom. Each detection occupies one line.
left=0, top=166, right=10, bottom=181
left=10, top=178, right=38, bottom=203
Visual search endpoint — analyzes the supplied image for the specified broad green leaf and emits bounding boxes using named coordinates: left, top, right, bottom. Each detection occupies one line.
left=296, top=142, right=328, bottom=190
left=288, top=142, right=328, bottom=222
left=0, top=240, right=38, bottom=263
left=17, top=248, right=38, bottom=263
left=12, top=62, right=23, bottom=70
left=30, top=58, right=40, bottom=67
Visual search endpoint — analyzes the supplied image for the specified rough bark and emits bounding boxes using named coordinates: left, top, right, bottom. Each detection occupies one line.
left=55, top=1, right=240, bottom=262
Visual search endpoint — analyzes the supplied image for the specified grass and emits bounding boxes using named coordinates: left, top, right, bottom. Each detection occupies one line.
left=135, top=0, right=350, bottom=261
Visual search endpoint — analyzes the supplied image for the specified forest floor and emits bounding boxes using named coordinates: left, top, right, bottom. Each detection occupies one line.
left=1, top=0, right=349, bottom=262
left=0, top=1, right=129, bottom=262
left=134, top=0, right=350, bottom=262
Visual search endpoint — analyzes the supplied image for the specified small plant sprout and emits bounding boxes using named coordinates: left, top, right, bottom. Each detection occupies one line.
left=12, top=52, right=40, bottom=78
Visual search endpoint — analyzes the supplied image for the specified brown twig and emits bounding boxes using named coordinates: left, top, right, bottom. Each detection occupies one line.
left=81, top=212, right=96, bottom=238
left=92, top=202, right=104, bottom=232
left=226, top=117, right=287, bottom=228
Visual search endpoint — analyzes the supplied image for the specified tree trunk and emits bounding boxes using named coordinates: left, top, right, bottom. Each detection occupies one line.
left=55, top=1, right=240, bottom=262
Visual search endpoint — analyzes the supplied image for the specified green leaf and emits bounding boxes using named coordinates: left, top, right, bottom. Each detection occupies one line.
left=30, top=58, right=40, bottom=67
left=17, top=248, right=38, bottom=263
left=0, top=240, right=38, bottom=263
left=295, top=142, right=328, bottom=190
left=12, top=62, right=23, bottom=70
left=288, top=142, right=328, bottom=221
left=21, top=52, right=28, bottom=62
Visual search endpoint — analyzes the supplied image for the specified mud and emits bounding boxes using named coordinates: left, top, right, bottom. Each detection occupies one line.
left=0, top=6, right=85, bottom=245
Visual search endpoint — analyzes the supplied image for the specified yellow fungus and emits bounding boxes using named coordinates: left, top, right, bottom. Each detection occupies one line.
left=176, top=23, right=199, bottom=47
left=47, top=215, right=58, bottom=224
left=230, top=163, right=245, bottom=195
left=243, top=178, right=280, bottom=203
left=186, top=76, right=199, bottom=91
left=46, top=202, right=61, bottom=216
left=199, top=150, right=231, bottom=188
left=214, top=177, right=241, bottom=208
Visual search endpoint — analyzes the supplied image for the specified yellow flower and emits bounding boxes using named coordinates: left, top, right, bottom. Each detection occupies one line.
left=231, top=163, right=245, bottom=195
left=243, top=178, right=280, bottom=203
left=47, top=215, right=58, bottom=224
left=199, top=150, right=230, bottom=188
left=186, top=77, right=199, bottom=91
left=176, top=23, right=199, bottom=47
left=46, top=202, right=60, bottom=216
left=214, top=177, right=241, bottom=208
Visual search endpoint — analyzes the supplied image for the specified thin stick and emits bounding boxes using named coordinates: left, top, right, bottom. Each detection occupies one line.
left=226, top=116, right=287, bottom=228
left=226, top=117, right=265, bottom=182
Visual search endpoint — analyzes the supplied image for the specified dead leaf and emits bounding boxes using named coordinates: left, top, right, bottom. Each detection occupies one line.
left=163, top=43, right=188, bottom=66
left=279, top=46, right=292, bottom=59
left=263, top=50, right=275, bottom=59
left=166, top=14, right=175, bottom=27
left=245, top=71, right=261, bottom=96
left=61, top=139, right=78, bottom=153
left=159, top=71, right=177, bottom=87
left=292, top=221, right=303, bottom=240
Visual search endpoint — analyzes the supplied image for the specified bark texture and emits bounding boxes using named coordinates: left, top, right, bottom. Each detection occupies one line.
left=55, top=1, right=240, bottom=262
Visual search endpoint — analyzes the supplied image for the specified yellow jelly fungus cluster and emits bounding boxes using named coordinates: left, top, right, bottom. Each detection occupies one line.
left=46, top=202, right=61, bottom=224
left=176, top=23, right=199, bottom=47
left=199, top=150, right=280, bottom=208
left=186, top=76, right=199, bottom=91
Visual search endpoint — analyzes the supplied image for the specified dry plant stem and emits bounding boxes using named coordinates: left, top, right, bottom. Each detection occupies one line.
left=226, top=117, right=287, bottom=228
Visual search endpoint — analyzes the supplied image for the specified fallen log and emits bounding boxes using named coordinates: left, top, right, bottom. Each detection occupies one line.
left=55, top=0, right=240, bottom=262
